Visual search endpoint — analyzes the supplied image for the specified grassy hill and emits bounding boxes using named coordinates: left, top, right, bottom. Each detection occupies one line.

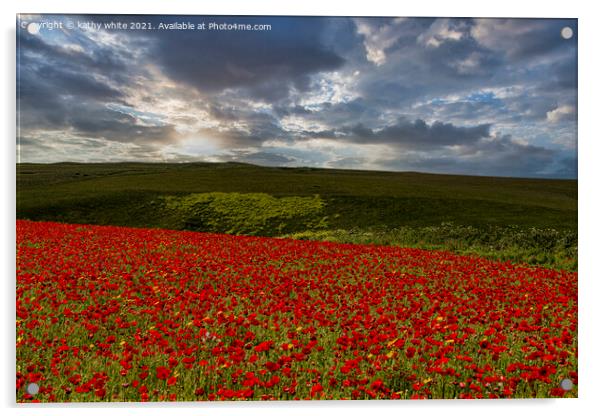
left=16, top=162, right=577, bottom=269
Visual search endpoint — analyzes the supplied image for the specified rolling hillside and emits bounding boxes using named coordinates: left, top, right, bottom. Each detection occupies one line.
left=16, top=162, right=577, bottom=269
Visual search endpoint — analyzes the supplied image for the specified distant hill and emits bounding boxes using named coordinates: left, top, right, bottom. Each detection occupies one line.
left=17, top=162, right=577, bottom=228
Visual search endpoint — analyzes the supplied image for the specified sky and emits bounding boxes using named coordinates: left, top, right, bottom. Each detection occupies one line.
left=17, top=15, right=577, bottom=178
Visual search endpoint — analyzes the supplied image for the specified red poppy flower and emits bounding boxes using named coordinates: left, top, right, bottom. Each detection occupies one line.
left=156, top=366, right=170, bottom=380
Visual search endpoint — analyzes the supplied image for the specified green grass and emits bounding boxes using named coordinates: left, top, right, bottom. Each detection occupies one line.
left=16, top=162, right=577, bottom=269
left=285, top=224, right=577, bottom=271
left=163, top=192, right=328, bottom=235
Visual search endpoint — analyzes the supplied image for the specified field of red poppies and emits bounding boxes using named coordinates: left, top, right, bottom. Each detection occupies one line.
left=16, top=220, right=577, bottom=402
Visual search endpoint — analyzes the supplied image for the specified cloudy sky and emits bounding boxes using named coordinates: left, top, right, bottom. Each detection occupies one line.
left=17, top=15, right=577, bottom=178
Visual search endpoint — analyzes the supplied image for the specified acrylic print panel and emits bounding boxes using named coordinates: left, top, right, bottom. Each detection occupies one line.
left=16, top=15, right=577, bottom=402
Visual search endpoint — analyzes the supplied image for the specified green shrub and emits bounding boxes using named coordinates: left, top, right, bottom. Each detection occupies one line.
left=163, top=192, right=328, bottom=236
left=284, top=223, right=577, bottom=271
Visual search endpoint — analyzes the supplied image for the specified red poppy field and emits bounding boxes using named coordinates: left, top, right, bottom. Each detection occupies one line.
left=16, top=220, right=577, bottom=402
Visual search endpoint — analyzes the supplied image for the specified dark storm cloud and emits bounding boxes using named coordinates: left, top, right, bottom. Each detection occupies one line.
left=148, top=16, right=344, bottom=100
left=68, top=105, right=179, bottom=145
left=421, top=33, right=502, bottom=78
left=471, top=18, right=576, bottom=61
left=18, top=29, right=127, bottom=127
left=18, top=32, right=127, bottom=128
left=537, top=58, right=578, bottom=92
left=335, top=118, right=492, bottom=150
left=18, top=29, right=128, bottom=75
left=29, top=64, right=124, bottom=101
left=18, top=68, right=124, bottom=136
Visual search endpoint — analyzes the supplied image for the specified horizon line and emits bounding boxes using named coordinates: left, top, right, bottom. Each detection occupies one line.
left=15, top=160, right=577, bottom=181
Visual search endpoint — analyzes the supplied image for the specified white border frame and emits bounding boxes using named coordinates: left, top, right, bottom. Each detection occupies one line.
left=3, top=1, right=600, bottom=415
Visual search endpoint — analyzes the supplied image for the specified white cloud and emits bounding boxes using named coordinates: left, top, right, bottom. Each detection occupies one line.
left=354, top=18, right=406, bottom=66
left=471, top=19, right=527, bottom=52
left=546, top=105, right=576, bottom=123
left=297, top=71, right=361, bottom=107
left=417, top=18, right=464, bottom=48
